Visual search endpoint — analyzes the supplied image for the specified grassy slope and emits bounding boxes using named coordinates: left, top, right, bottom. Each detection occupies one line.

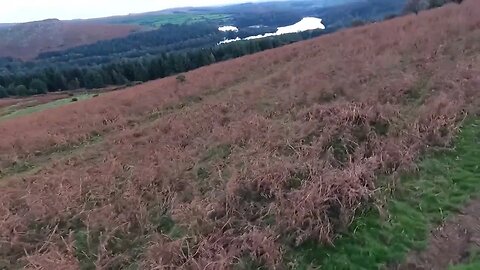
left=295, top=119, right=480, bottom=269
left=127, top=14, right=231, bottom=28
left=0, top=94, right=94, bottom=121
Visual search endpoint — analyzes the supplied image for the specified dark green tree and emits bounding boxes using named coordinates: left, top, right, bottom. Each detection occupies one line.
left=15, top=85, right=30, bottom=97
left=133, top=62, right=149, bottom=82
left=84, top=70, right=105, bottom=89
left=67, top=78, right=81, bottom=90
left=7, top=83, right=18, bottom=96
left=0, top=85, right=7, bottom=98
left=29, top=78, right=48, bottom=94
left=111, top=70, right=129, bottom=85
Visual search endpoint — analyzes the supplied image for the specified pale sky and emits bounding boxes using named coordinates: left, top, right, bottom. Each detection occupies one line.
left=0, top=0, right=261, bottom=23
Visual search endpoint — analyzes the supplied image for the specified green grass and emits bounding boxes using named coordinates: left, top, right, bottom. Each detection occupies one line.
left=0, top=94, right=94, bottom=121
left=120, top=13, right=231, bottom=28
left=451, top=261, right=480, bottom=270
left=291, top=119, right=480, bottom=269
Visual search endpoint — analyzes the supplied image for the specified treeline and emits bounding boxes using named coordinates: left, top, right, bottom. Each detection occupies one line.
left=0, top=22, right=274, bottom=76
left=38, top=23, right=221, bottom=60
left=0, top=0, right=411, bottom=99
left=0, top=30, right=324, bottom=98
left=404, top=0, right=463, bottom=13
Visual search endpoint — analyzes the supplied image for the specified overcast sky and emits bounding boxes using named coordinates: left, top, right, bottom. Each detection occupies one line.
left=0, top=0, right=260, bottom=23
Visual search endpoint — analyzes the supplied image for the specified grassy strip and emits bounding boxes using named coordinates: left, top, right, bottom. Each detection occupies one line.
left=451, top=261, right=480, bottom=270
left=125, top=13, right=231, bottom=27
left=293, top=119, right=480, bottom=269
left=0, top=94, right=94, bottom=121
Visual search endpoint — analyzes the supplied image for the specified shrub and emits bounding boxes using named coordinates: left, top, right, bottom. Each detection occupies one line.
left=29, top=78, right=48, bottom=94
left=71, top=97, right=78, bottom=102
left=176, top=74, right=186, bottom=83
left=351, top=20, right=366, bottom=27
left=15, top=85, right=30, bottom=97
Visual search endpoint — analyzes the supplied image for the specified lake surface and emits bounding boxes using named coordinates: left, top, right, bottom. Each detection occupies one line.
left=218, top=17, right=325, bottom=44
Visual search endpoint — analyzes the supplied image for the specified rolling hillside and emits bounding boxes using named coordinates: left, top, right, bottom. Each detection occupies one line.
left=0, top=19, right=140, bottom=60
left=0, top=0, right=404, bottom=62
left=0, top=1, right=478, bottom=269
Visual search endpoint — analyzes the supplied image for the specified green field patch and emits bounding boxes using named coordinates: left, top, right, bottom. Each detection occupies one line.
left=0, top=94, right=94, bottom=121
left=291, top=119, right=480, bottom=269
left=121, top=13, right=231, bottom=27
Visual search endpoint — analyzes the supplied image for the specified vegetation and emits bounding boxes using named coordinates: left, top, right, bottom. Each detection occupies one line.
left=451, top=260, right=480, bottom=270
left=29, top=78, right=48, bottom=94
left=404, top=0, right=464, bottom=14
left=114, top=13, right=231, bottom=28
left=0, top=31, right=323, bottom=97
left=0, top=85, right=7, bottom=98
left=295, top=119, right=480, bottom=268
left=0, top=93, right=94, bottom=120
left=0, top=0, right=407, bottom=99
left=0, top=1, right=478, bottom=268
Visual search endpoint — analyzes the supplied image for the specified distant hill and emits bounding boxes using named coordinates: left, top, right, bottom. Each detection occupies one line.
left=0, top=0, right=404, bottom=62
left=0, top=19, right=140, bottom=60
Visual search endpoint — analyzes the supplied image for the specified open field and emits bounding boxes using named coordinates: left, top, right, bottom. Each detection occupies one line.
left=0, top=93, right=95, bottom=121
left=0, top=93, right=70, bottom=111
left=0, top=1, right=479, bottom=269
left=122, top=13, right=231, bottom=28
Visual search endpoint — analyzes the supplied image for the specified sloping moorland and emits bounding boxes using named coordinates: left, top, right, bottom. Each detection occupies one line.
left=0, top=19, right=140, bottom=60
left=0, top=1, right=479, bottom=269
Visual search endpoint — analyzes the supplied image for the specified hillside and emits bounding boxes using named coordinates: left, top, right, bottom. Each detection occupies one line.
left=0, top=19, right=140, bottom=60
left=0, top=0, right=406, bottom=97
left=0, top=1, right=478, bottom=269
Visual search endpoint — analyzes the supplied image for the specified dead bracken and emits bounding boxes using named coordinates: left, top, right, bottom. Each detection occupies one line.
left=0, top=1, right=479, bottom=269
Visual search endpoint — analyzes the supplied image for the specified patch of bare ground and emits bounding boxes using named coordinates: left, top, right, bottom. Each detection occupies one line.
left=399, top=200, right=480, bottom=270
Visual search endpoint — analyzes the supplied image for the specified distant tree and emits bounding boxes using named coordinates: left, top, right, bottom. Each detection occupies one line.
left=15, top=85, right=30, bottom=97
left=404, top=0, right=458, bottom=13
left=45, top=68, right=67, bottom=91
left=133, top=62, right=149, bottom=82
left=404, top=0, right=422, bottom=14
left=146, top=58, right=163, bottom=80
left=111, top=70, right=129, bottom=85
left=84, top=70, right=105, bottom=89
left=384, top=14, right=398, bottom=21
left=351, top=19, right=366, bottom=27
left=29, top=78, right=48, bottom=94
left=6, top=83, right=17, bottom=96
left=67, top=78, right=81, bottom=90
left=0, top=85, right=7, bottom=98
